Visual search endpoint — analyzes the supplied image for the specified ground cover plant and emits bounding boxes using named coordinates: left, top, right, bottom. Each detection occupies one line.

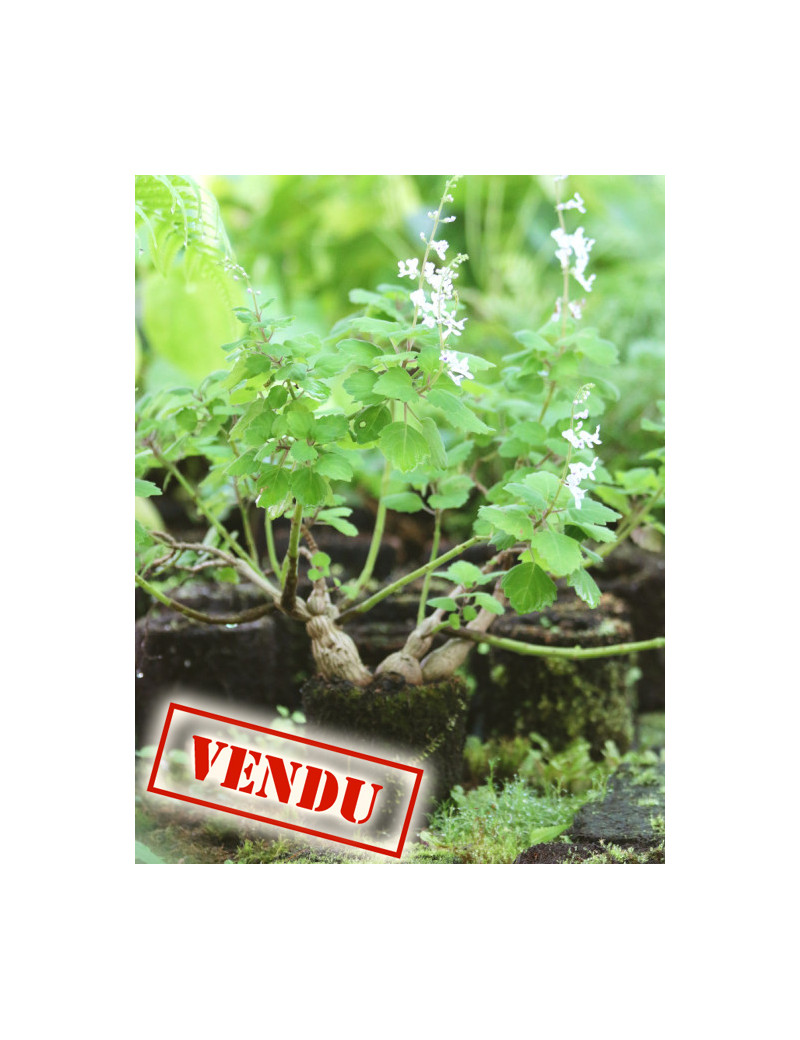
left=135, top=173, right=665, bottom=864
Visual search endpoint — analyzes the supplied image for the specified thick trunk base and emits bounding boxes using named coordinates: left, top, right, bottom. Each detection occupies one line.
left=300, top=673, right=469, bottom=808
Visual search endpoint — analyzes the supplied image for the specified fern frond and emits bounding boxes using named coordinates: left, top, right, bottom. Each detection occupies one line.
left=135, top=173, right=243, bottom=309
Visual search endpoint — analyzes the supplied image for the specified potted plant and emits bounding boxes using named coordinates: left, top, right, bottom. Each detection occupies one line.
left=135, top=174, right=664, bottom=805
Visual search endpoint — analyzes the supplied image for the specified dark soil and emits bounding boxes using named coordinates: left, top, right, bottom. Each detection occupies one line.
left=593, top=543, right=665, bottom=711
left=514, top=841, right=664, bottom=864
left=301, top=672, right=469, bottom=807
left=135, top=582, right=305, bottom=746
left=469, top=590, right=638, bottom=756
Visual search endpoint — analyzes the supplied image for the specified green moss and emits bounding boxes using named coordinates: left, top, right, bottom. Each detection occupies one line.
left=301, top=673, right=469, bottom=804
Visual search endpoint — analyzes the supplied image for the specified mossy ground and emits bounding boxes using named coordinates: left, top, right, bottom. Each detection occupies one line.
left=135, top=712, right=665, bottom=865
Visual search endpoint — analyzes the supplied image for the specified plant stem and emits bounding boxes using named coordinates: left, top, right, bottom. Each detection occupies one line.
left=597, top=485, right=664, bottom=559
left=350, top=458, right=392, bottom=597
left=280, top=500, right=304, bottom=612
left=152, top=445, right=261, bottom=572
left=339, top=534, right=489, bottom=622
left=264, top=515, right=281, bottom=577
left=234, top=477, right=259, bottom=562
left=135, top=573, right=273, bottom=625
left=445, top=627, right=665, bottom=660
left=417, top=509, right=442, bottom=625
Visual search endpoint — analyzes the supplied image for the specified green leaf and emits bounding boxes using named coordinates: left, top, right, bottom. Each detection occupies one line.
left=289, top=468, right=329, bottom=506
left=513, top=329, right=556, bottom=354
left=373, top=367, right=416, bottom=402
left=568, top=521, right=617, bottom=543
left=566, top=499, right=622, bottom=524
left=477, top=505, right=536, bottom=542
left=352, top=404, right=392, bottom=443
left=286, top=408, right=314, bottom=438
left=528, top=824, right=568, bottom=845
left=501, top=563, right=557, bottom=613
left=530, top=531, right=583, bottom=577
left=428, top=596, right=458, bottom=611
left=429, top=473, right=472, bottom=510
left=420, top=417, right=447, bottom=470
left=317, top=508, right=358, bottom=536
left=289, top=441, right=318, bottom=463
left=438, top=561, right=484, bottom=587
left=378, top=422, right=430, bottom=472
left=565, top=328, right=619, bottom=366
left=336, top=338, right=382, bottom=367
left=225, top=449, right=260, bottom=476
left=347, top=316, right=402, bottom=338
left=427, top=388, right=493, bottom=434
left=343, top=369, right=380, bottom=402
left=473, top=592, right=505, bottom=615
left=383, top=492, right=426, bottom=513
left=255, top=466, right=290, bottom=511
left=135, top=520, right=155, bottom=549
left=135, top=841, right=165, bottom=865
left=135, top=479, right=162, bottom=498
left=568, top=568, right=602, bottom=608
left=313, top=413, right=350, bottom=442
left=503, top=482, right=548, bottom=511
left=315, top=452, right=353, bottom=481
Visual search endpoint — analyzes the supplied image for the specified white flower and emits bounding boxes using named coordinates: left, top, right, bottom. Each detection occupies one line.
left=557, top=192, right=586, bottom=214
left=398, top=258, right=419, bottom=279
left=564, top=457, right=600, bottom=509
left=440, top=349, right=472, bottom=386
left=568, top=299, right=585, bottom=320
left=430, top=239, right=448, bottom=261
left=409, top=288, right=427, bottom=308
left=550, top=225, right=596, bottom=293
left=561, top=414, right=602, bottom=451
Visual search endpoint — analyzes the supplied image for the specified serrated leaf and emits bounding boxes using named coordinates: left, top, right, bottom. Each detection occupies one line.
left=477, top=505, right=535, bottom=543
left=225, top=449, right=260, bottom=476
left=438, top=561, right=485, bottom=586
left=373, top=367, right=416, bottom=402
left=313, top=413, right=350, bottom=442
left=427, top=388, right=493, bottom=434
left=383, top=492, right=426, bottom=513
left=343, top=369, right=379, bottom=401
left=352, top=404, right=392, bottom=443
left=473, top=592, right=505, bottom=615
left=336, top=338, right=381, bottom=367
left=501, top=563, right=557, bottom=613
left=135, top=479, right=162, bottom=498
left=255, top=466, right=290, bottom=510
left=513, top=329, right=556, bottom=354
left=347, top=316, right=402, bottom=337
left=568, top=568, right=602, bottom=608
left=135, top=520, right=155, bottom=549
left=530, top=531, right=583, bottom=577
left=504, top=482, right=548, bottom=511
left=289, top=468, right=328, bottom=506
left=566, top=499, right=622, bottom=524
left=420, top=417, right=447, bottom=470
left=289, top=441, right=318, bottom=463
left=317, top=508, right=358, bottom=537
left=315, top=453, right=353, bottom=481
left=378, top=422, right=430, bottom=472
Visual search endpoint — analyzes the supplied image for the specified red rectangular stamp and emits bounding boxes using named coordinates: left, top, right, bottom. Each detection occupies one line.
left=146, top=702, right=425, bottom=859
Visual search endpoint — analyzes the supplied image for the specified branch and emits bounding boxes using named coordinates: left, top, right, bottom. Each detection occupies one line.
left=338, top=534, right=490, bottom=623
left=280, top=501, right=304, bottom=614
left=442, top=628, right=665, bottom=660
left=135, top=573, right=274, bottom=625
left=150, top=532, right=286, bottom=606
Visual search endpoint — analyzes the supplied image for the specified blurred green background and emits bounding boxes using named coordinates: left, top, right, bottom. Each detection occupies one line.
left=135, top=174, right=664, bottom=469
